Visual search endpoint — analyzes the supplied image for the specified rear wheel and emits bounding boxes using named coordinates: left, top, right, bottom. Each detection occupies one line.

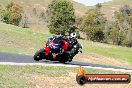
left=34, top=49, right=45, bottom=61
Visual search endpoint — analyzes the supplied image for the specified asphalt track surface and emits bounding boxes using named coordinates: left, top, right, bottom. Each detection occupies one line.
left=0, top=52, right=132, bottom=72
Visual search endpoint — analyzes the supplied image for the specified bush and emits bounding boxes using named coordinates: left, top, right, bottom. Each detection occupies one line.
left=122, top=39, right=132, bottom=47
left=1, top=2, right=23, bottom=26
left=92, top=30, right=105, bottom=42
left=47, top=0, right=75, bottom=35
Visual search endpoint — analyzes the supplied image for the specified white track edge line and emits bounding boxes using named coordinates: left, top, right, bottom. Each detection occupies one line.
left=0, top=62, right=132, bottom=72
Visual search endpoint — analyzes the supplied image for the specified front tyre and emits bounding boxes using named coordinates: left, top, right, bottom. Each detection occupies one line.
left=34, top=49, right=44, bottom=61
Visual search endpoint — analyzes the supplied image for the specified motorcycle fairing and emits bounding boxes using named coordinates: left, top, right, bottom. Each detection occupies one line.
left=61, top=40, right=69, bottom=50
left=43, top=46, right=50, bottom=55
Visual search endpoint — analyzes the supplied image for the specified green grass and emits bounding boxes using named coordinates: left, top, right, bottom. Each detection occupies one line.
left=0, top=65, right=72, bottom=88
left=0, top=65, right=130, bottom=88
left=0, top=23, right=132, bottom=64
left=79, top=40, right=132, bottom=64
left=0, top=23, right=52, bottom=54
left=0, top=65, right=31, bottom=88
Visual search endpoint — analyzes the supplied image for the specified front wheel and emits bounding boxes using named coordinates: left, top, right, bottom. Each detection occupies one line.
left=34, top=49, right=45, bottom=61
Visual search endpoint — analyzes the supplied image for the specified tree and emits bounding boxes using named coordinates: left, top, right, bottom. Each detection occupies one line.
left=115, top=5, right=131, bottom=30
left=1, top=2, right=23, bottom=26
left=112, top=5, right=132, bottom=46
left=109, top=24, right=120, bottom=45
left=96, top=3, right=102, bottom=10
left=75, top=16, right=83, bottom=27
left=1, top=10, right=11, bottom=24
left=80, top=8, right=106, bottom=42
left=47, top=0, right=75, bottom=35
left=80, top=9, right=97, bottom=40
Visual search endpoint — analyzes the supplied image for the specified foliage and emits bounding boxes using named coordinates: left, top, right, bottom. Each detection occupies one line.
left=108, top=5, right=132, bottom=47
left=1, top=2, right=23, bottom=26
left=47, top=0, right=75, bottom=35
left=122, top=38, right=132, bottom=47
left=1, top=9, right=11, bottom=24
left=108, top=25, right=120, bottom=45
left=80, top=7, right=106, bottom=42
left=95, top=3, right=102, bottom=10
left=75, top=16, right=83, bottom=27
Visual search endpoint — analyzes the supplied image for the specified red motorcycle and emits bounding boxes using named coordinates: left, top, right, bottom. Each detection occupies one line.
left=33, top=35, right=82, bottom=63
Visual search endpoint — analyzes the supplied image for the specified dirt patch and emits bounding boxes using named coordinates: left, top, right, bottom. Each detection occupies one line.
left=24, top=72, right=132, bottom=88
left=74, top=53, right=132, bottom=69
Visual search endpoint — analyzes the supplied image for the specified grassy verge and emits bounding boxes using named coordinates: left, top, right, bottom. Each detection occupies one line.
left=0, top=23, right=52, bottom=55
left=0, top=23, right=132, bottom=64
left=0, top=65, right=131, bottom=88
left=79, top=40, right=132, bottom=64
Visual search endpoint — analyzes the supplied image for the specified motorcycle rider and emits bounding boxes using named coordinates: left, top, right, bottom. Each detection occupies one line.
left=46, top=35, right=64, bottom=53
left=46, top=32, right=78, bottom=55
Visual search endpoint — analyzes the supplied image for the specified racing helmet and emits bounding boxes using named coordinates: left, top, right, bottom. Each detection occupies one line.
left=70, top=32, right=77, bottom=38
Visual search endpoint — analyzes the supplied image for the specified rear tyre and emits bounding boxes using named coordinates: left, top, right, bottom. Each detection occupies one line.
left=34, top=49, right=44, bottom=61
